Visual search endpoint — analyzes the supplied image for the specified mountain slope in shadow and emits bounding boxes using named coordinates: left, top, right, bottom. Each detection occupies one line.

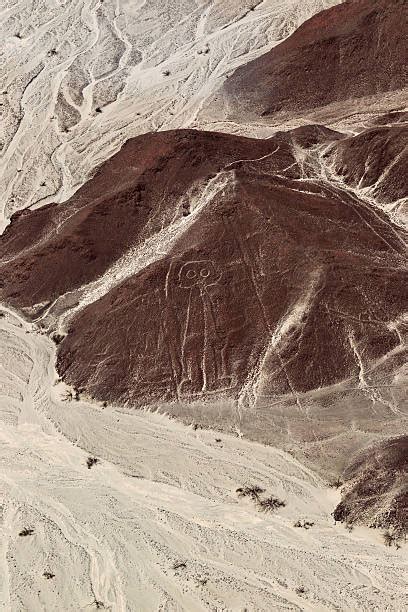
left=334, top=435, right=407, bottom=537
left=213, top=0, right=407, bottom=126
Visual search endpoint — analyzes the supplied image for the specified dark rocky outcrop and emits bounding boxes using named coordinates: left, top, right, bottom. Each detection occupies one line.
left=323, top=124, right=408, bottom=205
left=334, top=436, right=408, bottom=536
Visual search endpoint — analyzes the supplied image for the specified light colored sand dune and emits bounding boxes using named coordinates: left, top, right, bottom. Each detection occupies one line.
left=0, top=0, right=340, bottom=231
left=0, top=306, right=407, bottom=611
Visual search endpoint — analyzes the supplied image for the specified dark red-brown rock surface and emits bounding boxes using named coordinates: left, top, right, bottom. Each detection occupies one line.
left=0, top=130, right=295, bottom=313
left=219, top=0, right=407, bottom=123
left=1, top=129, right=407, bottom=459
left=54, top=136, right=407, bottom=409
left=323, top=124, right=408, bottom=206
left=334, top=436, right=408, bottom=535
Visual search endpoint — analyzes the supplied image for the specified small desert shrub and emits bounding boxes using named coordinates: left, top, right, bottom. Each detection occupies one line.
left=345, top=523, right=354, bottom=532
left=52, top=333, right=65, bottom=345
left=294, top=519, right=314, bottom=529
left=383, top=530, right=402, bottom=548
left=172, top=560, right=187, bottom=570
left=43, top=571, right=55, bottom=579
left=295, top=585, right=306, bottom=595
left=329, top=479, right=343, bottom=489
left=236, top=485, right=265, bottom=500
left=87, top=457, right=99, bottom=470
left=19, top=528, right=34, bottom=537
left=257, top=496, right=286, bottom=513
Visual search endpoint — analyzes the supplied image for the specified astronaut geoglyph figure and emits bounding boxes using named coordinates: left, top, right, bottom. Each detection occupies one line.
left=177, top=259, right=232, bottom=396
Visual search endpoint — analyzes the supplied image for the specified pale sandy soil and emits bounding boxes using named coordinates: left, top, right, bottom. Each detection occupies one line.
left=0, top=306, right=407, bottom=611
left=0, top=0, right=340, bottom=231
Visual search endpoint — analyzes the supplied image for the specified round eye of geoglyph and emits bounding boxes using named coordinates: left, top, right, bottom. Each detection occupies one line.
left=200, top=268, right=210, bottom=278
left=186, top=269, right=196, bottom=279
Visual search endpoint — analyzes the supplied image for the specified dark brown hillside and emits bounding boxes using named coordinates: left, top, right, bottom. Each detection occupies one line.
left=323, top=124, right=408, bottom=205
left=54, top=140, right=407, bottom=412
left=220, top=0, right=407, bottom=122
left=1, top=128, right=406, bottom=445
left=334, top=436, right=408, bottom=536
left=0, top=130, right=296, bottom=313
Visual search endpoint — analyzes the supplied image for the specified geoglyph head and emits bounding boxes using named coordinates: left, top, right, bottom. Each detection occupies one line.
left=178, top=260, right=221, bottom=288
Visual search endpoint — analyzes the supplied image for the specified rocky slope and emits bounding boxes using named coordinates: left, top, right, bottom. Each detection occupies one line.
left=214, top=0, right=407, bottom=128
left=334, top=436, right=408, bottom=538
left=1, top=126, right=406, bottom=484
left=321, top=123, right=408, bottom=224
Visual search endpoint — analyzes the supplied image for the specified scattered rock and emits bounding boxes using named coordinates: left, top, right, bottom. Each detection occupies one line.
left=294, top=519, right=315, bottom=529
